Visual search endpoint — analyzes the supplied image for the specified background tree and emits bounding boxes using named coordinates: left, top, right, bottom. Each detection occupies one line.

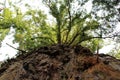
left=92, top=0, right=120, bottom=55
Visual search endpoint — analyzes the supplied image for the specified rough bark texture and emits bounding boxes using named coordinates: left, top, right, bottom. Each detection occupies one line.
left=0, top=45, right=120, bottom=80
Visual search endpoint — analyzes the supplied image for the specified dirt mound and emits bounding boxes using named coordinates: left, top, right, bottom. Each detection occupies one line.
left=0, top=45, right=120, bottom=80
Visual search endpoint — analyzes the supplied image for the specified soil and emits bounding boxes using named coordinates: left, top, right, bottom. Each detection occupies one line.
left=0, top=44, right=120, bottom=80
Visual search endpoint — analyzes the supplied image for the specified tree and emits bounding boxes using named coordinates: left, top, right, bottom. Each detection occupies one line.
left=42, top=0, right=119, bottom=46
left=42, top=0, right=99, bottom=45
left=92, top=0, right=120, bottom=55
left=0, top=0, right=119, bottom=52
left=92, top=0, right=120, bottom=37
left=108, top=43, right=120, bottom=59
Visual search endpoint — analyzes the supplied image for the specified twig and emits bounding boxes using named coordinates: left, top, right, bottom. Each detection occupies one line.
left=6, top=43, right=27, bottom=53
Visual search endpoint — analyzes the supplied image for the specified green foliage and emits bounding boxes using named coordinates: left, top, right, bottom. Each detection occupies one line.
left=0, top=0, right=119, bottom=52
left=108, top=44, right=120, bottom=59
left=0, top=8, right=13, bottom=41
left=0, top=8, right=13, bottom=29
left=42, top=0, right=102, bottom=46
left=115, top=52, right=120, bottom=59
left=13, top=9, right=55, bottom=50
left=0, top=28, right=9, bottom=41
left=109, top=49, right=120, bottom=59
left=81, top=39, right=103, bottom=52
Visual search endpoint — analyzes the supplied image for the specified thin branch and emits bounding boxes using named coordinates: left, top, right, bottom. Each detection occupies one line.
left=78, top=36, right=113, bottom=44
left=68, top=32, right=120, bottom=46
left=6, top=43, right=27, bottom=53
left=65, top=0, right=72, bottom=43
left=31, top=36, right=56, bottom=44
left=68, top=32, right=80, bottom=46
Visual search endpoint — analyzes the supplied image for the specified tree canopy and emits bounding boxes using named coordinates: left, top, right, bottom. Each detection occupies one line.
left=0, top=0, right=119, bottom=53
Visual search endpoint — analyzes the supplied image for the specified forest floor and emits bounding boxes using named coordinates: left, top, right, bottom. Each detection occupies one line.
left=0, top=44, right=120, bottom=80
